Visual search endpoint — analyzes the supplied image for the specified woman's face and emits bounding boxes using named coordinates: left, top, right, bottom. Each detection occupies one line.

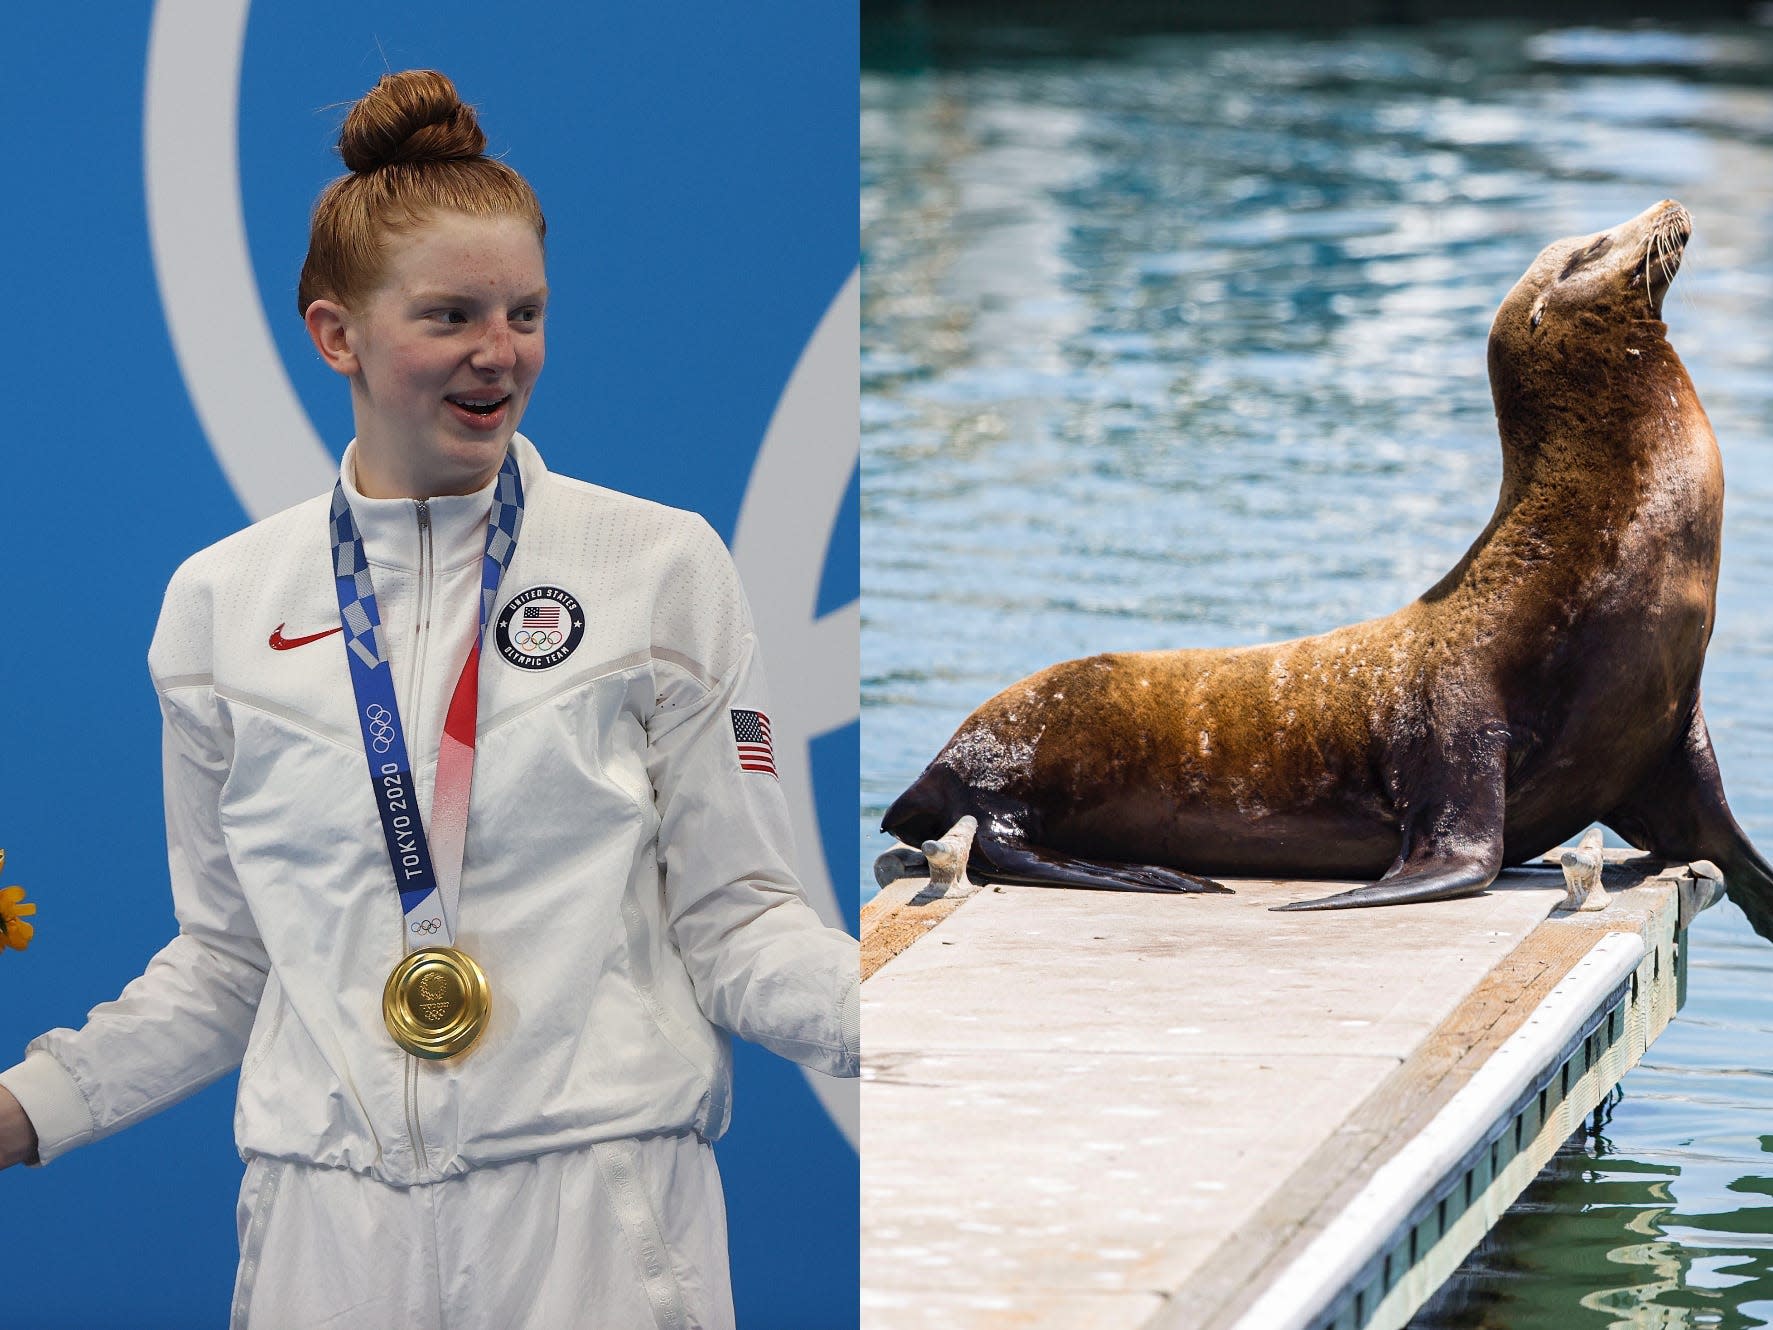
left=313, top=210, right=548, bottom=499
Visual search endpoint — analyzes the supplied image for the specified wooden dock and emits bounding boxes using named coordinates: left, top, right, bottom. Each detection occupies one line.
left=861, top=849, right=1722, bottom=1330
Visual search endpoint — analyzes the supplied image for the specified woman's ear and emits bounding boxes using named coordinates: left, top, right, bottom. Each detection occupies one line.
left=304, top=299, right=359, bottom=377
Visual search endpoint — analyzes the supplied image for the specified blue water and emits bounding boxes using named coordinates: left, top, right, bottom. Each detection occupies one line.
left=861, top=18, right=1773, bottom=1325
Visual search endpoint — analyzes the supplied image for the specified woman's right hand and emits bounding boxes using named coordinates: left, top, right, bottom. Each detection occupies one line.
left=0, top=1083, right=39, bottom=1168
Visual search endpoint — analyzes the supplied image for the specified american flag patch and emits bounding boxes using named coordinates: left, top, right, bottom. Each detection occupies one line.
left=523, top=605, right=561, bottom=628
left=731, top=709, right=777, bottom=777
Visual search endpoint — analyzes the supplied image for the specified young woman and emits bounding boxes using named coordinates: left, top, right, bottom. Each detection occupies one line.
left=0, top=70, right=857, bottom=1330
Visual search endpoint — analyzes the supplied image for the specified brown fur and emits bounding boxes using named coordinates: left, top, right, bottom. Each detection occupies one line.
left=884, top=200, right=1773, bottom=929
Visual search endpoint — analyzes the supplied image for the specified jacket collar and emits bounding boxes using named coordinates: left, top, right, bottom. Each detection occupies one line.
left=337, top=434, right=548, bottom=574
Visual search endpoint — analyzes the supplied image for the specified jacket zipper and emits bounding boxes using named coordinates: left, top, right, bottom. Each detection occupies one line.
left=404, top=499, right=433, bottom=1176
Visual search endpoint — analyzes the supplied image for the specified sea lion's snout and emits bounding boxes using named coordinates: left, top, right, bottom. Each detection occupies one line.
left=1640, top=199, right=1692, bottom=317
left=1651, top=197, right=1692, bottom=241
left=1616, top=199, right=1691, bottom=316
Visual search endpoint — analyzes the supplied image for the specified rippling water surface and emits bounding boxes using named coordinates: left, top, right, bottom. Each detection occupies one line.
left=861, top=18, right=1773, bottom=1326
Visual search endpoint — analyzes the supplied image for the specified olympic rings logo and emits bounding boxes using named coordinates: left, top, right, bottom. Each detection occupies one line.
left=410, top=918, right=442, bottom=935
left=365, top=704, right=396, bottom=753
left=513, top=628, right=565, bottom=648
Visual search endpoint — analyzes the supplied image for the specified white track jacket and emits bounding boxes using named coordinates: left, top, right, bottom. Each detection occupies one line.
left=1, top=436, right=859, bottom=1181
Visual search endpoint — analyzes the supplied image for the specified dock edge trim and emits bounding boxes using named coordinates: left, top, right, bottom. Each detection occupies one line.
left=1226, top=930, right=1647, bottom=1330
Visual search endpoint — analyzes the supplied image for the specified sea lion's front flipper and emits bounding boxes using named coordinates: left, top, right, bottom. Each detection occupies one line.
left=972, top=830, right=1231, bottom=895
left=1606, top=701, right=1773, bottom=941
left=1270, top=853, right=1500, bottom=912
left=1275, top=733, right=1506, bottom=912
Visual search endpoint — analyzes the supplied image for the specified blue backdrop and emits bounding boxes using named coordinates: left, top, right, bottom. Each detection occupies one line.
left=0, top=4, right=858, bottom=1326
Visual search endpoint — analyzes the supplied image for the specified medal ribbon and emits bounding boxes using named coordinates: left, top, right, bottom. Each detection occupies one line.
left=329, top=452, right=525, bottom=950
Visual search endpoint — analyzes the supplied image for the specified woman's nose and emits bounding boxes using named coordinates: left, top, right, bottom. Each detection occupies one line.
left=471, top=319, right=517, bottom=373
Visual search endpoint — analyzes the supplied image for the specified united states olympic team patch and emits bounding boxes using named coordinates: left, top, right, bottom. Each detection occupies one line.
left=495, top=586, right=585, bottom=670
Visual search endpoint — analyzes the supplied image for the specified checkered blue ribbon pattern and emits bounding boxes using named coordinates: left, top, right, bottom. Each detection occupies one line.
left=329, top=452, right=525, bottom=926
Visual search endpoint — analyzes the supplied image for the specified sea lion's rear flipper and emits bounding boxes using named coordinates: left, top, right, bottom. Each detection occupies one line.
left=1606, top=701, right=1773, bottom=942
left=1275, top=734, right=1506, bottom=912
left=973, top=831, right=1231, bottom=895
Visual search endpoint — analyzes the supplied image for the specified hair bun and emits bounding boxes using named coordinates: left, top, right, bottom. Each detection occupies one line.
left=338, top=69, right=486, bottom=174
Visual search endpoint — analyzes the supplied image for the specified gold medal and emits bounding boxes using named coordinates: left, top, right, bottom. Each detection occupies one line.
left=382, top=946, right=491, bottom=1059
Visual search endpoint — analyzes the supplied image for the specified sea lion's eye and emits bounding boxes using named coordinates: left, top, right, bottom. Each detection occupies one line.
left=1559, top=235, right=1613, bottom=281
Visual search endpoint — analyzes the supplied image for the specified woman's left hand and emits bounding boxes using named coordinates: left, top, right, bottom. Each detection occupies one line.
left=0, top=1084, right=39, bottom=1169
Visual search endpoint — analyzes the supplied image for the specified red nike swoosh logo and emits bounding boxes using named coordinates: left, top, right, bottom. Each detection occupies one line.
left=269, top=623, right=344, bottom=650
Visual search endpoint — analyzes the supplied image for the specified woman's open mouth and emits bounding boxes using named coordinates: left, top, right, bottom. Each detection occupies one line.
left=445, top=394, right=512, bottom=429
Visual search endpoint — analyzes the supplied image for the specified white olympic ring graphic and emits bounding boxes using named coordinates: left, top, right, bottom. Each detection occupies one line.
left=513, top=628, right=564, bottom=647
left=410, top=918, right=442, bottom=935
left=365, top=704, right=396, bottom=754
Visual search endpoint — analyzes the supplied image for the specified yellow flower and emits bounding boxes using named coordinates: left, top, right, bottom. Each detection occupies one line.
left=0, top=862, right=35, bottom=952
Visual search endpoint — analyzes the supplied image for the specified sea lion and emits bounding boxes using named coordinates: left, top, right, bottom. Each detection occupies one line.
left=881, top=199, right=1773, bottom=939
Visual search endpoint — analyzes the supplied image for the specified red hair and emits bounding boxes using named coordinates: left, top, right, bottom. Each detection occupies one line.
left=297, top=70, right=545, bottom=315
